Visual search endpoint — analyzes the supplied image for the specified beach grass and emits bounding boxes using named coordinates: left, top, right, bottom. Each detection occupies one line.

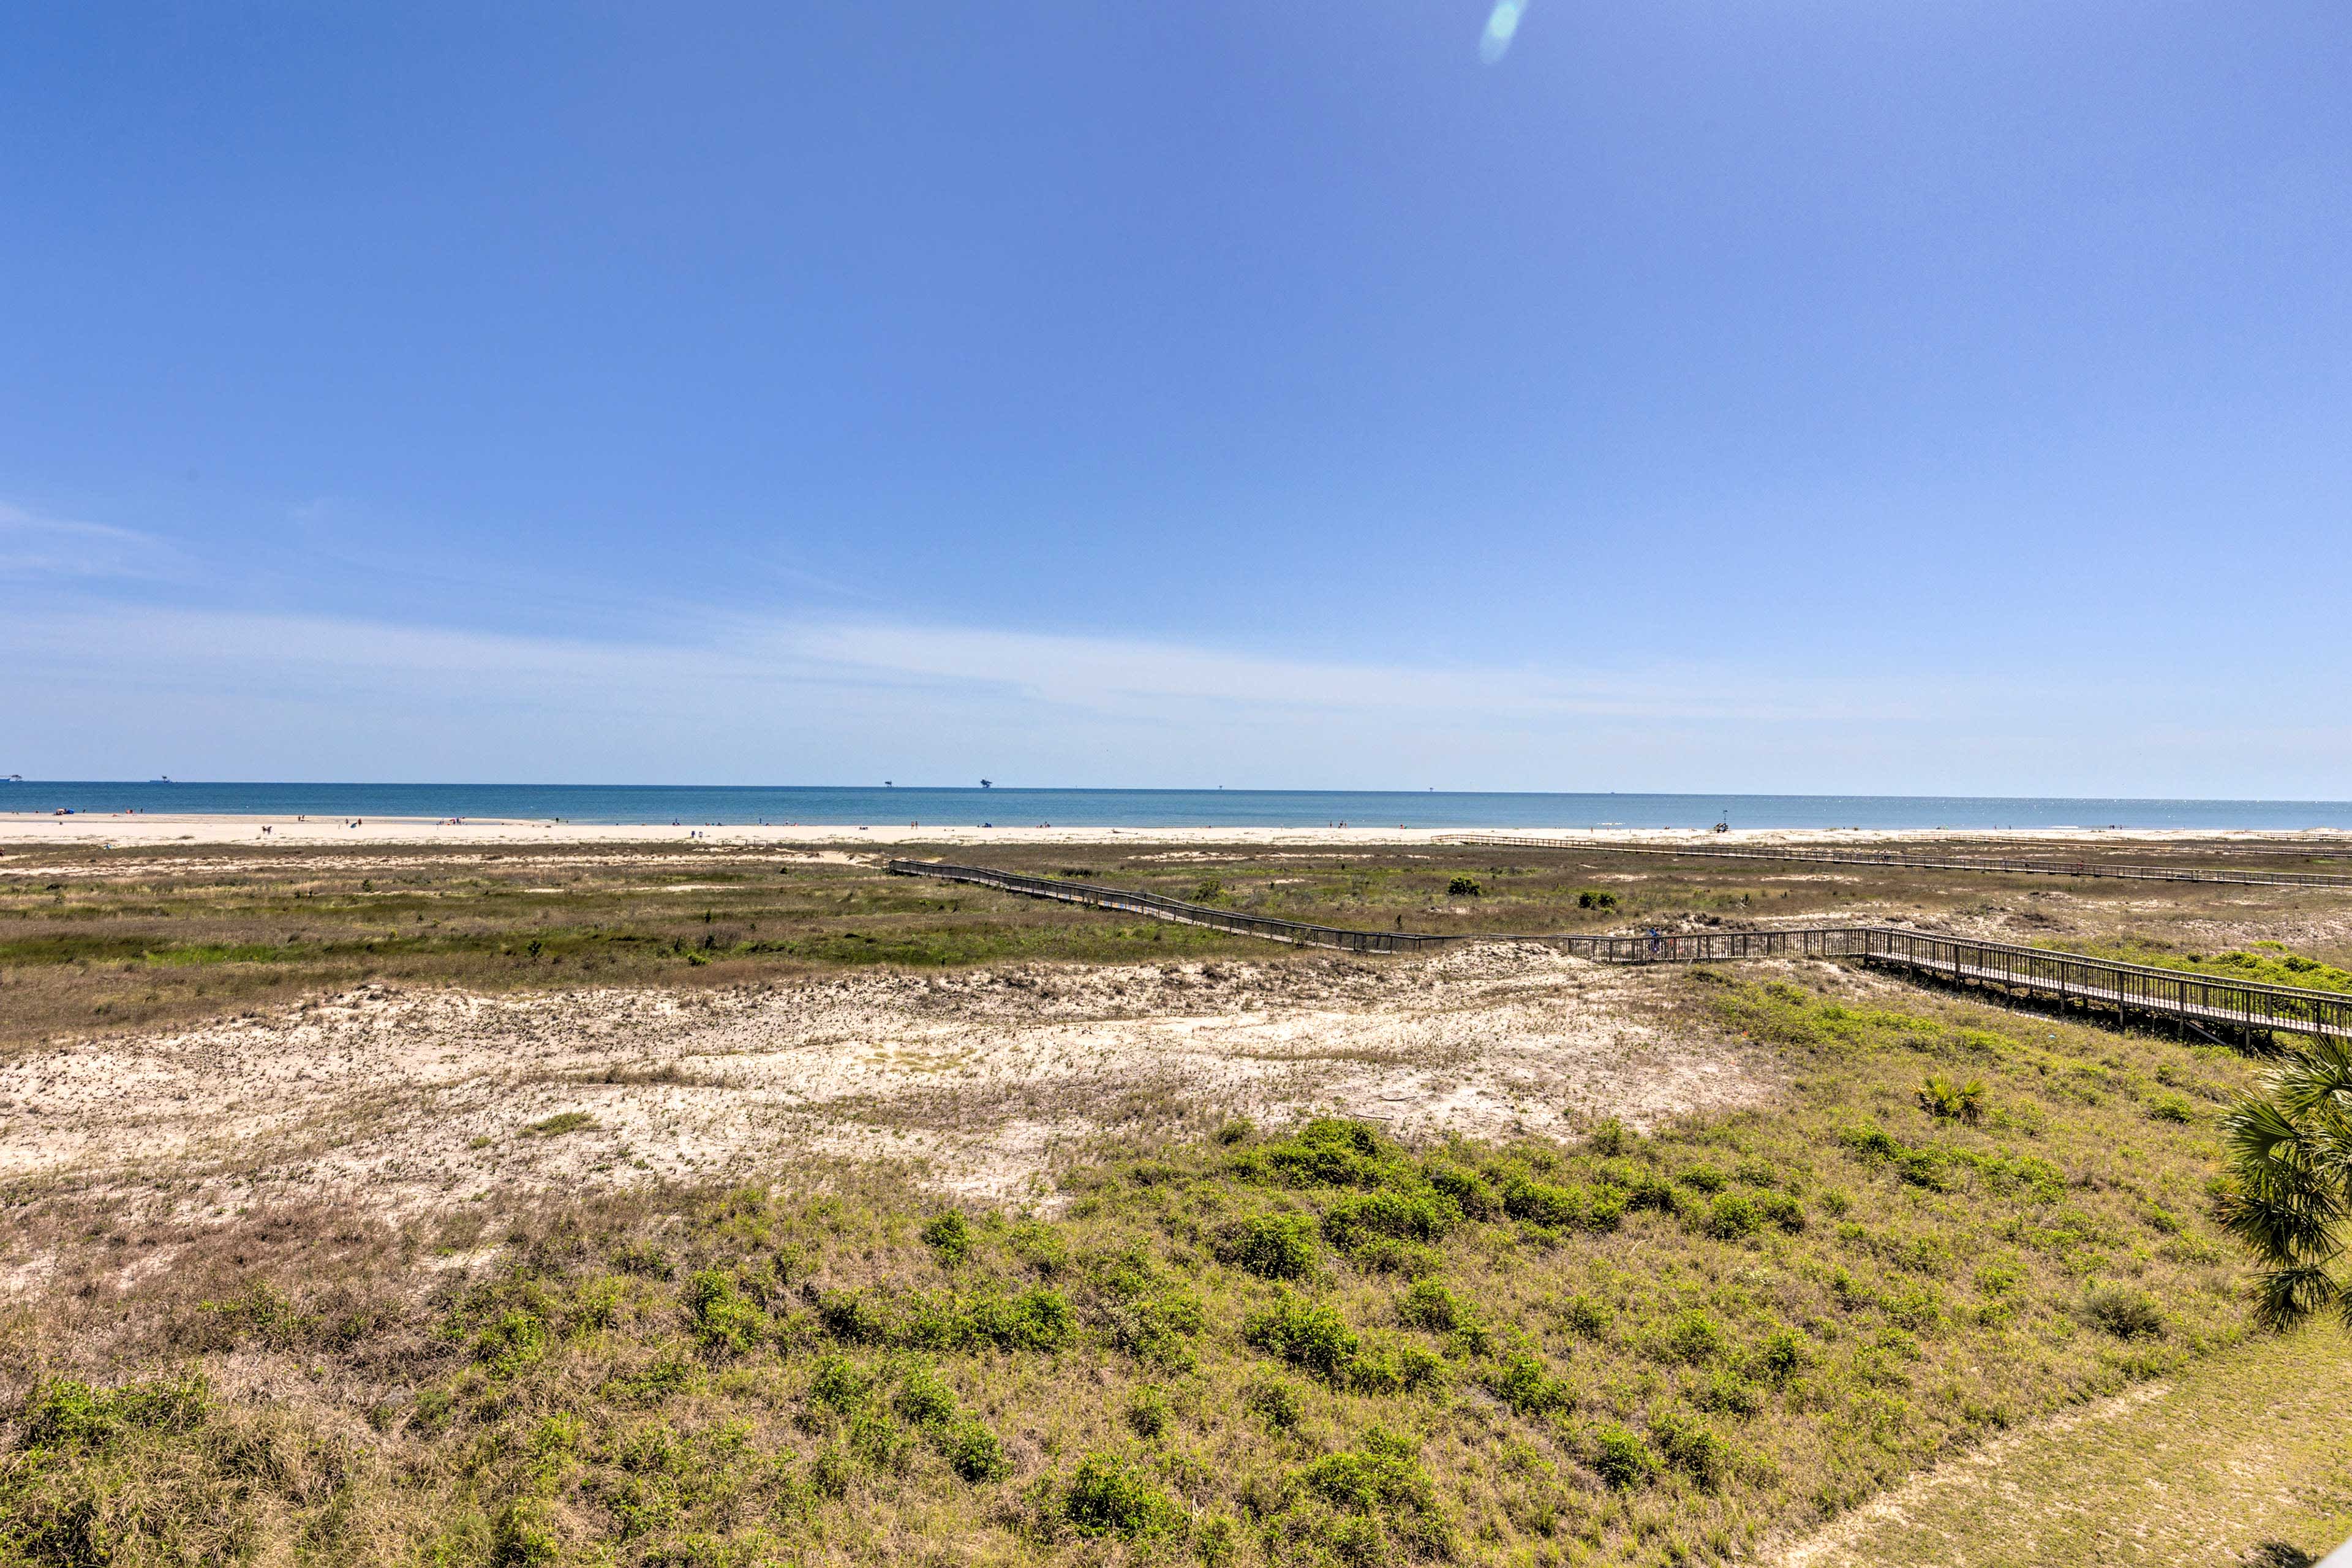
left=1, top=968, right=2325, bottom=1566
left=7, top=837, right=2348, bottom=1056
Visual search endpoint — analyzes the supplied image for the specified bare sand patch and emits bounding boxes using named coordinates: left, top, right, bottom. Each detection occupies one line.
left=0, top=945, right=1767, bottom=1223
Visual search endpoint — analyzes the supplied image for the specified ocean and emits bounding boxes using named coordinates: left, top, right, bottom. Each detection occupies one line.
left=9, top=783, right=2352, bottom=831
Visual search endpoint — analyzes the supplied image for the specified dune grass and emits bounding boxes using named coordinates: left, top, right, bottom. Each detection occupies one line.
left=0, top=970, right=2276, bottom=1567
left=9, top=837, right=2348, bottom=1057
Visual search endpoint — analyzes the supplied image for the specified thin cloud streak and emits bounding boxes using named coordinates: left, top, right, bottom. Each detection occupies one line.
left=9, top=602, right=2333, bottom=796
left=0, top=504, right=191, bottom=582
left=7, top=600, right=1960, bottom=726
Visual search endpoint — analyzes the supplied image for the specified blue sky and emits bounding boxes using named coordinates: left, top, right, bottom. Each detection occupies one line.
left=6, top=2, right=2348, bottom=794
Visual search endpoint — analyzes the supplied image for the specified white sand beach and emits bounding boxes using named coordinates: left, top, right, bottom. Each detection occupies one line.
left=6, top=812, right=2349, bottom=851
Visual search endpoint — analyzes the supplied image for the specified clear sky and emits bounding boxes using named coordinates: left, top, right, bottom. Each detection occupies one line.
left=6, top=3, right=2347, bottom=796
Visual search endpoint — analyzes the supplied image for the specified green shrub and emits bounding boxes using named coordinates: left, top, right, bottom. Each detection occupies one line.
left=1625, top=1173, right=1682, bottom=1215
left=1125, top=1385, right=1171, bottom=1439
left=1193, top=879, right=1224, bottom=903
left=475, top=1310, right=549, bottom=1377
left=2147, top=1093, right=2196, bottom=1125
left=491, top=1498, right=563, bottom=1566
left=1559, top=1294, right=1613, bottom=1340
left=1661, top=1308, right=1725, bottom=1364
left=1350, top=1238, right=1442, bottom=1277
left=1679, top=1163, right=1728, bottom=1194
left=809, top=1355, right=874, bottom=1412
left=1484, top=1352, right=1572, bottom=1415
left=810, top=1444, right=854, bottom=1497
left=1293, top=1431, right=1448, bottom=1556
left=1501, top=1175, right=1607, bottom=1230
left=970, top=1286, right=1074, bottom=1351
left=1244, top=1292, right=1361, bottom=1381
left=1322, top=1189, right=1461, bottom=1252
left=1896, top=1148, right=1956, bottom=1192
left=1007, top=1220, right=1068, bottom=1275
left=1223, top=1212, right=1321, bottom=1280
left=1243, top=1376, right=1305, bottom=1430
left=1447, top=876, right=1482, bottom=897
left=1755, top=1327, right=1808, bottom=1383
left=1841, top=1122, right=1903, bottom=1161
left=1398, top=1278, right=1468, bottom=1333
left=1649, top=1408, right=1733, bottom=1490
left=1576, top=889, right=1619, bottom=911
left=1259, top=1119, right=1396, bottom=1188
left=1756, top=1192, right=1808, bottom=1232
left=1693, top=1365, right=1763, bottom=1416
left=21, top=1374, right=209, bottom=1450
left=683, top=1269, right=764, bottom=1355
left=892, top=1363, right=959, bottom=1428
left=1882, top=1283, right=1947, bottom=1332
left=1095, top=1263, right=1205, bottom=1370
left=1705, top=1193, right=1765, bottom=1239
left=936, top=1417, right=1009, bottom=1482
left=1422, top=1158, right=1502, bottom=1219
left=1396, top=1343, right=1448, bottom=1391
left=1917, top=1076, right=1986, bottom=1125
left=2081, top=1284, right=2164, bottom=1339
left=1589, top=1424, right=1657, bottom=1488
left=921, top=1211, right=972, bottom=1266
left=1065, top=1452, right=1178, bottom=1538
left=848, top=1408, right=910, bottom=1471
left=1586, top=1117, right=1630, bottom=1155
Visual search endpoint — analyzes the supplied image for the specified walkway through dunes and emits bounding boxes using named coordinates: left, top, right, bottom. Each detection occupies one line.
left=888, top=859, right=2352, bottom=1044
left=1439, top=831, right=2352, bottom=889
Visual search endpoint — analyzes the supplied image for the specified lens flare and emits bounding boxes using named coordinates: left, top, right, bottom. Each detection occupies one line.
left=1479, top=0, right=1527, bottom=64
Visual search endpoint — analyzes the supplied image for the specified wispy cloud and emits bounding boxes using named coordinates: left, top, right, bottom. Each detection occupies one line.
left=6, top=587, right=2328, bottom=796
left=13, top=602, right=1930, bottom=722
left=764, top=620, right=1942, bottom=725
left=0, top=503, right=189, bottom=582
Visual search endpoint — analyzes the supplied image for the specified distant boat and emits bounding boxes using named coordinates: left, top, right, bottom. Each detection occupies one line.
left=981, top=778, right=993, bottom=789
left=151, top=775, right=173, bottom=783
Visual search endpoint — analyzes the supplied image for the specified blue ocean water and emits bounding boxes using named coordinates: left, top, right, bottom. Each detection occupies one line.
left=9, top=783, right=2352, bottom=831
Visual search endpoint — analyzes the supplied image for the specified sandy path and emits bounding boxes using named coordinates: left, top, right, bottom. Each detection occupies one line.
left=1776, top=1321, right=2352, bottom=1568
left=0, top=944, right=1768, bottom=1220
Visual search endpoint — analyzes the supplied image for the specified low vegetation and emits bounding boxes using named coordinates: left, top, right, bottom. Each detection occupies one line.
left=0, top=969, right=2272, bottom=1566
left=7, top=836, right=2345, bottom=1054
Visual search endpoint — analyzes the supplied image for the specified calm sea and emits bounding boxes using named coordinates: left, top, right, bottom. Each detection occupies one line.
left=9, top=783, right=2352, bottom=831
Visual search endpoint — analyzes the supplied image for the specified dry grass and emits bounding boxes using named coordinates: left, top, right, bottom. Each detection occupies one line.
left=1777, top=1319, right=2352, bottom=1567
left=2, top=838, right=2345, bottom=1566
left=0, top=962, right=2300, bottom=1567
left=9, top=835, right=2352, bottom=1058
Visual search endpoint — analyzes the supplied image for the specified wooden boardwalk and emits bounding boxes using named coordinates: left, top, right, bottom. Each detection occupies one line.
left=1439, top=832, right=2352, bottom=891
left=888, top=859, right=2352, bottom=1042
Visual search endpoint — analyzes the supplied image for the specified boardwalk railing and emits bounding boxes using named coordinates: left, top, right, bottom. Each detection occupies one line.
left=891, top=859, right=1465, bottom=953
left=1853, top=928, right=2352, bottom=1041
left=1438, top=833, right=2352, bottom=891
left=888, top=859, right=2352, bottom=1041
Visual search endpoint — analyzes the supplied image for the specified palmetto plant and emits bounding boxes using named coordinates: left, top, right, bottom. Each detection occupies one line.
left=2219, top=1036, right=2352, bottom=1329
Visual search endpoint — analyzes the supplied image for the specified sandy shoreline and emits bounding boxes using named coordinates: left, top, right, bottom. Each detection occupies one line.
left=6, top=812, right=2351, bottom=851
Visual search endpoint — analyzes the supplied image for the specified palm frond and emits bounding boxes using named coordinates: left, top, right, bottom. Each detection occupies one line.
left=2251, top=1264, right=2343, bottom=1332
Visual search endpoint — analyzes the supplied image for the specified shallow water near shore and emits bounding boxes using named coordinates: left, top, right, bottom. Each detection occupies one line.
left=13, top=782, right=2352, bottom=830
